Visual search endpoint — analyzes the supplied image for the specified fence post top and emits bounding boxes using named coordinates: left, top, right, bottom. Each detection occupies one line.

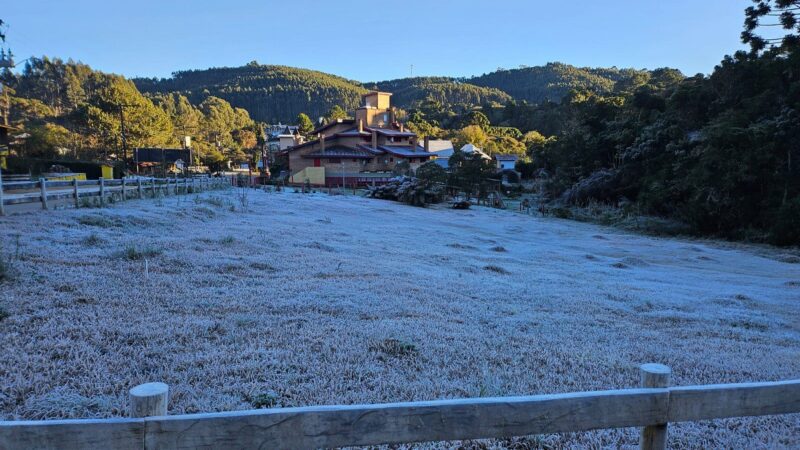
left=640, top=363, right=671, bottom=375
left=130, top=382, right=168, bottom=397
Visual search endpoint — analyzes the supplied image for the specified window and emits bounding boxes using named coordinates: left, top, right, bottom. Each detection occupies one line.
left=389, top=158, right=394, bottom=162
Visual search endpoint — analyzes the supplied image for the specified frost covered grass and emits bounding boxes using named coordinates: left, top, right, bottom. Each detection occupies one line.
left=0, top=190, right=799, bottom=448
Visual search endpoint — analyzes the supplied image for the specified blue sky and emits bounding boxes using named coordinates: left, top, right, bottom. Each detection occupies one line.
left=4, top=0, right=750, bottom=81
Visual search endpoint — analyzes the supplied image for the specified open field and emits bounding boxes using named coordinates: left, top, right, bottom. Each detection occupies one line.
left=0, top=188, right=799, bottom=448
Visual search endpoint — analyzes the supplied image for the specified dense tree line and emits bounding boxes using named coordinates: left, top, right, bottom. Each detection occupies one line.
left=2, top=57, right=258, bottom=170
left=469, top=63, right=644, bottom=104
left=372, top=77, right=511, bottom=111
left=133, top=62, right=647, bottom=125
left=514, top=1, right=800, bottom=245
left=135, top=62, right=367, bottom=124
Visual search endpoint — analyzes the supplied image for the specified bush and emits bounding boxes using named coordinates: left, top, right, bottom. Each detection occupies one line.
left=0, top=258, right=10, bottom=284
left=416, top=161, right=448, bottom=184
left=770, top=198, right=800, bottom=246
left=366, top=176, right=445, bottom=207
left=122, top=246, right=162, bottom=260
left=370, top=338, right=418, bottom=358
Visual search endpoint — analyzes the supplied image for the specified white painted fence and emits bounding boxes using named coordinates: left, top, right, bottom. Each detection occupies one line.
left=0, top=364, right=798, bottom=449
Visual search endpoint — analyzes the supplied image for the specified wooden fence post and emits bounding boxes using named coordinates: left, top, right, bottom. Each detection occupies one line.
left=129, top=382, right=169, bottom=418
left=73, top=178, right=79, bottom=208
left=121, top=178, right=127, bottom=201
left=640, top=363, right=671, bottom=450
left=151, top=178, right=156, bottom=197
left=0, top=169, right=5, bottom=216
left=137, top=178, right=143, bottom=199
left=99, top=177, right=105, bottom=206
left=40, top=178, right=49, bottom=210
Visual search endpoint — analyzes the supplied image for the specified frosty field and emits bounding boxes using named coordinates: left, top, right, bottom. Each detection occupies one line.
left=0, top=188, right=798, bottom=448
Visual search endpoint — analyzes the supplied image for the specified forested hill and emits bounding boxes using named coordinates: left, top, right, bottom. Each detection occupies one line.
left=134, top=62, right=653, bottom=123
left=134, top=63, right=369, bottom=124
left=369, top=77, right=512, bottom=109
left=468, top=62, right=649, bottom=104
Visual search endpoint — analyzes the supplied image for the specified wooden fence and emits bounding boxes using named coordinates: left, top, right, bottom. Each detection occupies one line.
left=0, top=173, right=229, bottom=215
left=0, top=364, right=798, bottom=449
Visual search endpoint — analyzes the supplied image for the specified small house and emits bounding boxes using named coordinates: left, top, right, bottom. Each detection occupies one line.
left=494, top=154, right=518, bottom=171
left=422, top=139, right=456, bottom=168
left=460, top=144, right=492, bottom=161
left=134, top=147, right=192, bottom=176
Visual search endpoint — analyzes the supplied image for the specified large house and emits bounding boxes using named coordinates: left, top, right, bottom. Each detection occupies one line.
left=286, top=92, right=433, bottom=186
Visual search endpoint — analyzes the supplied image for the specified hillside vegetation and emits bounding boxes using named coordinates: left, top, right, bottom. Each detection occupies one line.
left=133, top=62, right=645, bottom=123
left=371, top=77, right=512, bottom=110
left=469, top=62, right=646, bottom=104
left=3, top=57, right=260, bottom=170
left=135, top=63, right=368, bottom=124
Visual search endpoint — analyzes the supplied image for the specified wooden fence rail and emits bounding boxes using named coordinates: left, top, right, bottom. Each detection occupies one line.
left=0, top=364, right=798, bottom=449
left=0, top=175, right=229, bottom=214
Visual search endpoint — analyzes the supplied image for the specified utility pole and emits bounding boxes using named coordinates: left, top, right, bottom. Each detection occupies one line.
left=116, top=103, right=136, bottom=175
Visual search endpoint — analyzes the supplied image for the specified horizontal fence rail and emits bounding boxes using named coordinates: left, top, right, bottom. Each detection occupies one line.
left=0, top=175, right=229, bottom=214
left=0, top=365, right=798, bottom=450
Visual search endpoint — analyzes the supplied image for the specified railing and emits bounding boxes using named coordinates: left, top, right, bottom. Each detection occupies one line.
left=0, top=364, right=798, bottom=449
left=0, top=174, right=229, bottom=215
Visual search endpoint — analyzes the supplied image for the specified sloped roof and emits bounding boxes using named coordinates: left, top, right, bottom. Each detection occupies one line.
left=312, top=118, right=355, bottom=135
left=424, top=140, right=454, bottom=153
left=302, top=146, right=377, bottom=159
left=366, top=127, right=416, bottom=137
left=335, top=128, right=371, bottom=137
left=494, top=154, right=519, bottom=161
left=461, top=144, right=492, bottom=160
left=371, top=145, right=432, bottom=158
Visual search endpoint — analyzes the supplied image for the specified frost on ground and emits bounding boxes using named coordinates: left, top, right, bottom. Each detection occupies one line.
left=0, top=189, right=799, bottom=448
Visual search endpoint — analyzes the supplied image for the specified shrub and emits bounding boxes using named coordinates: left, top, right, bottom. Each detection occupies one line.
left=0, top=259, right=10, bottom=284
left=770, top=198, right=800, bottom=246
left=370, top=338, right=418, bottom=358
left=122, top=246, right=162, bottom=260
left=248, top=391, right=280, bottom=409
left=483, top=265, right=510, bottom=274
left=203, top=196, right=225, bottom=207
left=416, top=161, right=448, bottom=184
left=78, top=215, right=114, bottom=227
left=82, top=233, right=104, bottom=247
left=366, top=176, right=445, bottom=207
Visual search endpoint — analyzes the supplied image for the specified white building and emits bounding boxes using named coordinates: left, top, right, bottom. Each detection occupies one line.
left=494, top=154, right=518, bottom=170
left=460, top=144, right=492, bottom=160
